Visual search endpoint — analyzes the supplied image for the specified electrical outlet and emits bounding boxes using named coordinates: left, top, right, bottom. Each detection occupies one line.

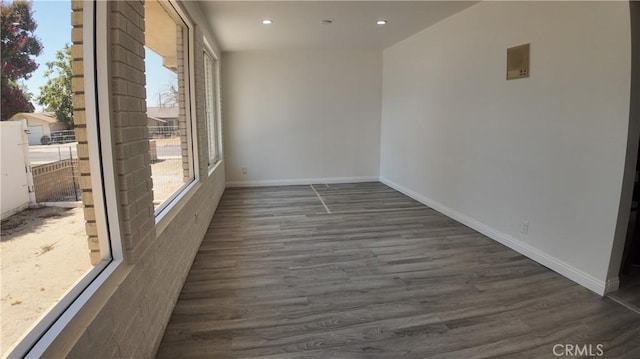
left=241, top=167, right=247, bottom=175
left=521, top=220, right=529, bottom=235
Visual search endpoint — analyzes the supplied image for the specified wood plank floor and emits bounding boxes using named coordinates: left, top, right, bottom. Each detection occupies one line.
left=609, top=274, right=640, bottom=314
left=156, top=182, right=640, bottom=358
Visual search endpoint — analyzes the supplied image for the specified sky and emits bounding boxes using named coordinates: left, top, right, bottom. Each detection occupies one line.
left=23, top=0, right=175, bottom=111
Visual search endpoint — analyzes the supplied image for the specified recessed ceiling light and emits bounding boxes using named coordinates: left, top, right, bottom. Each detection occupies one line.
left=262, top=19, right=273, bottom=25
left=320, top=20, right=333, bottom=25
left=376, top=20, right=387, bottom=25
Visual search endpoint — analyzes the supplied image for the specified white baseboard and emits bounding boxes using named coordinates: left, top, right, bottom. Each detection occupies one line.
left=379, top=176, right=609, bottom=296
left=227, top=176, right=379, bottom=188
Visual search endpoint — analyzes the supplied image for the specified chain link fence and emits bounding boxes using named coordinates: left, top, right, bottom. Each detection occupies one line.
left=148, top=126, right=179, bottom=139
left=32, top=158, right=80, bottom=202
left=40, top=130, right=77, bottom=145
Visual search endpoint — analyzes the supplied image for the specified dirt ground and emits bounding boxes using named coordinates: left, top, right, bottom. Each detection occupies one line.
left=0, top=206, right=91, bottom=356
left=0, top=149, right=184, bottom=354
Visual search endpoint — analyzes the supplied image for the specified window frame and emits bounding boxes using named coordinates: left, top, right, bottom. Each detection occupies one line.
left=204, top=49, right=220, bottom=171
left=9, top=1, right=124, bottom=357
left=204, top=36, right=222, bottom=175
left=149, top=0, right=200, bottom=220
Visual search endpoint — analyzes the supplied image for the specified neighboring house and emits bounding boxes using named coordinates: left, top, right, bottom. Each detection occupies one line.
left=9, top=112, right=69, bottom=145
left=147, top=106, right=179, bottom=127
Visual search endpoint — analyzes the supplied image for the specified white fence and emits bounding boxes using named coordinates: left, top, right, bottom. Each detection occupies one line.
left=1, top=121, right=36, bottom=219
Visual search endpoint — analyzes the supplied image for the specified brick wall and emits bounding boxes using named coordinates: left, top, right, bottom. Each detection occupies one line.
left=42, top=1, right=225, bottom=357
left=32, top=159, right=80, bottom=202
left=70, top=1, right=102, bottom=264
left=110, top=0, right=156, bottom=263
left=177, top=26, right=191, bottom=182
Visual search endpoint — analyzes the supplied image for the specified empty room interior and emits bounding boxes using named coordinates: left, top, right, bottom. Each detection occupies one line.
left=2, top=0, right=640, bottom=358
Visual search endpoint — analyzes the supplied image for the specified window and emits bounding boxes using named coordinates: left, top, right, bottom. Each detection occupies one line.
left=2, top=1, right=119, bottom=356
left=144, top=0, right=196, bottom=214
left=204, top=51, right=220, bottom=168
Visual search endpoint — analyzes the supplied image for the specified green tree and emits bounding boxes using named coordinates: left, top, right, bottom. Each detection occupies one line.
left=37, top=44, right=73, bottom=126
left=1, top=0, right=43, bottom=120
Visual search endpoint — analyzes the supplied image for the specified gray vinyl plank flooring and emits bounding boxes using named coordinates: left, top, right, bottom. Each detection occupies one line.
left=311, top=182, right=424, bottom=213
left=156, top=182, right=640, bottom=358
left=608, top=275, right=640, bottom=314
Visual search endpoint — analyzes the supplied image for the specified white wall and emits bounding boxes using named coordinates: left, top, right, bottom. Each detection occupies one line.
left=380, top=1, right=631, bottom=294
left=1, top=121, right=33, bottom=219
left=222, top=50, right=382, bottom=185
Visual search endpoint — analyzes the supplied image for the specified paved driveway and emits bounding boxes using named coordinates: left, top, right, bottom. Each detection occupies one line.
left=28, top=141, right=181, bottom=164
left=29, top=143, right=78, bottom=164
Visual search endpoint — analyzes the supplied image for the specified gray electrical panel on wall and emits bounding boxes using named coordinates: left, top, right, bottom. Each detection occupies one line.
left=507, top=43, right=530, bottom=80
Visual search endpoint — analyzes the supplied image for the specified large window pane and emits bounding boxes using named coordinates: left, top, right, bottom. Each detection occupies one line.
left=144, top=0, right=194, bottom=212
left=1, top=1, right=111, bottom=355
left=204, top=52, right=219, bottom=167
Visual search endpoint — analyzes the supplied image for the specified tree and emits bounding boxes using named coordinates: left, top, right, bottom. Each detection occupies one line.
left=37, top=44, right=73, bottom=126
left=2, top=80, right=34, bottom=116
left=1, top=0, right=43, bottom=120
left=156, top=83, right=179, bottom=108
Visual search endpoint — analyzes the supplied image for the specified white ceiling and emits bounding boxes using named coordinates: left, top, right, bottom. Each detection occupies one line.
left=198, top=1, right=477, bottom=52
